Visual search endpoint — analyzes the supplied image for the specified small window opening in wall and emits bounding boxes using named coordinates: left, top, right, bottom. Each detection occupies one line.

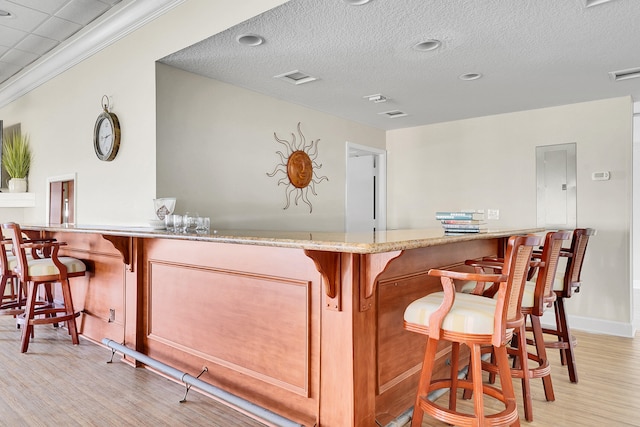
left=47, top=174, right=76, bottom=225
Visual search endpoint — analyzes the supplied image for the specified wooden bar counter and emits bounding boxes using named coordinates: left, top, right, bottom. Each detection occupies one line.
left=21, top=225, right=541, bottom=427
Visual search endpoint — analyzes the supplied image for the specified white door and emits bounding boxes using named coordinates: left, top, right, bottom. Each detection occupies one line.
left=347, top=155, right=375, bottom=232
left=345, top=142, right=386, bottom=232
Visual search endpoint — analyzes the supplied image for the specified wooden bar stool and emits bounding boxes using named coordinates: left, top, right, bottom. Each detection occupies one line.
left=0, top=234, right=59, bottom=318
left=403, top=235, right=540, bottom=427
left=2, top=223, right=87, bottom=353
left=470, top=230, right=570, bottom=421
left=0, top=239, right=25, bottom=316
left=541, top=228, right=595, bottom=383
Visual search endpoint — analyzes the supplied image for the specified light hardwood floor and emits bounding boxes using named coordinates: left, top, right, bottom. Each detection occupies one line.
left=0, top=317, right=266, bottom=426
left=413, top=329, right=640, bottom=427
left=0, top=315, right=638, bottom=426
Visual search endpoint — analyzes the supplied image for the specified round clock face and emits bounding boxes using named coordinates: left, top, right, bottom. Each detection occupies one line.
left=98, top=118, right=113, bottom=154
left=93, top=111, right=120, bottom=161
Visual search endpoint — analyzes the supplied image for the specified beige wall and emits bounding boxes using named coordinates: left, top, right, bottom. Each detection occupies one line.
left=0, top=1, right=634, bottom=335
left=156, top=63, right=385, bottom=231
left=387, top=96, right=634, bottom=335
left=633, top=102, right=639, bottom=289
left=0, top=0, right=287, bottom=226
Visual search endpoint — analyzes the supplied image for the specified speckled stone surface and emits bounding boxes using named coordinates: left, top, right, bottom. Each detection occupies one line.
left=21, top=224, right=544, bottom=254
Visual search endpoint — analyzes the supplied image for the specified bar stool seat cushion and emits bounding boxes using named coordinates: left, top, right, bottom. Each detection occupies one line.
left=528, top=271, right=565, bottom=292
left=24, top=257, right=86, bottom=277
left=6, top=254, right=33, bottom=270
left=404, top=291, right=498, bottom=335
left=479, top=280, right=538, bottom=309
left=520, top=281, right=537, bottom=308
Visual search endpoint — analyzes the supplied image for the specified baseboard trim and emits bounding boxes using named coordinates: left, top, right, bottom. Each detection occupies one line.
left=540, top=311, right=635, bottom=338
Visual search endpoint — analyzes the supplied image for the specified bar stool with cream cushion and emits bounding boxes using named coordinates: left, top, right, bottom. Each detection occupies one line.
left=403, top=235, right=540, bottom=427
left=541, top=228, right=595, bottom=383
left=0, top=235, right=48, bottom=316
left=0, top=239, right=24, bottom=315
left=471, top=230, right=570, bottom=422
left=2, top=222, right=86, bottom=353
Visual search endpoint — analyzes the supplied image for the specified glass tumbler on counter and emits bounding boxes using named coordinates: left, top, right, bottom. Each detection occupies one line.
left=196, top=216, right=211, bottom=233
left=164, top=214, right=175, bottom=231
left=168, top=214, right=183, bottom=233
left=183, top=212, right=198, bottom=233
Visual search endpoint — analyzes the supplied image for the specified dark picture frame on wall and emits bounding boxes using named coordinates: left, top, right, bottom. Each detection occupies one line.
left=0, top=120, right=3, bottom=190
left=0, top=122, right=21, bottom=190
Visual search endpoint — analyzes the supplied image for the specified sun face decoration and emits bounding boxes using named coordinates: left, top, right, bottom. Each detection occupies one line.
left=267, top=122, right=328, bottom=213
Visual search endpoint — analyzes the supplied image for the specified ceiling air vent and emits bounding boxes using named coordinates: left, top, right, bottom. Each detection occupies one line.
left=585, top=0, right=617, bottom=7
left=378, top=110, right=408, bottom=119
left=274, top=70, right=317, bottom=85
left=609, top=67, right=640, bottom=82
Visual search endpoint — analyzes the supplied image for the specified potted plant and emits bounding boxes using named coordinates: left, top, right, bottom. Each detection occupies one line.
left=2, top=130, right=32, bottom=193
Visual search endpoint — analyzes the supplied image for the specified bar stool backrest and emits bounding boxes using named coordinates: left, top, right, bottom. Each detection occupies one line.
left=533, top=230, right=572, bottom=313
left=497, top=234, right=540, bottom=344
left=562, top=228, right=596, bottom=298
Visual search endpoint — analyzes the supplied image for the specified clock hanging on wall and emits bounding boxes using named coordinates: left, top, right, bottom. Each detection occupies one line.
left=93, top=95, right=121, bottom=161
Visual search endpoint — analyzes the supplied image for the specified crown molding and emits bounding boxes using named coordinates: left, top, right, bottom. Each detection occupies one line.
left=0, top=0, right=186, bottom=109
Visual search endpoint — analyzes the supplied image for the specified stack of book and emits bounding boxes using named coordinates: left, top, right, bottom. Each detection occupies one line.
left=435, top=211, right=488, bottom=234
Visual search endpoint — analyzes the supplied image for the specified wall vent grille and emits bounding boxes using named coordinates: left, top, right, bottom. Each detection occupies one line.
left=609, top=67, right=640, bottom=82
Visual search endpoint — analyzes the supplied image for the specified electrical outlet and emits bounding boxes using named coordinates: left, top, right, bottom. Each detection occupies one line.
left=108, top=309, right=115, bottom=323
left=487, top=209, right=500, bottom=220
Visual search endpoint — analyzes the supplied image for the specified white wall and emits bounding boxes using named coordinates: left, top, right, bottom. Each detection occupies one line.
left=387, top=97, right=634, bottom=336
left=0, top=0, right=287, bottom=226
left=156, top=64, right=385, bottom=231
left=0, top=0, right=634, bottom=335
left=633, top=102, right=639, bottom=289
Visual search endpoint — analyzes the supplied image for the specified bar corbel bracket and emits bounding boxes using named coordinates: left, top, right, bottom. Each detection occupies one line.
left=304, top=250, right=342, bottom=311
left=359, top=251, right=402, bottom=311
left=102, top=235, right=133, bottom=271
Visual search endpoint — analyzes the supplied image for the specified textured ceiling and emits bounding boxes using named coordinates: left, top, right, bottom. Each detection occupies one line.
left=1, top=0, right=639, bottom=131
left=161, top=0, right=640, bottom=130
left=0, top=0, right=122, bottom=85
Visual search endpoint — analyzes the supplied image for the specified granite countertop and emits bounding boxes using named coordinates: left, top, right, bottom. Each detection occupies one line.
left=21, top=224, right=544, bottom=254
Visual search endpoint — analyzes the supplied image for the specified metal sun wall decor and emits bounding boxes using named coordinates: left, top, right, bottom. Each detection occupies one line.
left=267, top=122, right=328, bottom=213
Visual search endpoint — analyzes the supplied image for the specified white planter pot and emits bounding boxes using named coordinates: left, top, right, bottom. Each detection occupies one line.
left=8, top=178, right=27, bottom=193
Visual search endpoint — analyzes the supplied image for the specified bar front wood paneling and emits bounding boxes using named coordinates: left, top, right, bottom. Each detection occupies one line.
left=22, top=225, right=541, bottom=426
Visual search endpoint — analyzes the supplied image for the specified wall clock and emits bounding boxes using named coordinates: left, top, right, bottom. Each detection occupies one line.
left=93, top=95, right=121, bottom=161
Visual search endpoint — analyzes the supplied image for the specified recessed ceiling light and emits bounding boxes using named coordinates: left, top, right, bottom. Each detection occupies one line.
left=459, top=73, right=483, bottom=81
left=343, top=0, right=371, bottom=5
left=236, top=34, right=264, bottom=46
left=413, top=39, right=442, bottom=52
left=0, top=10, right=12, bottom=18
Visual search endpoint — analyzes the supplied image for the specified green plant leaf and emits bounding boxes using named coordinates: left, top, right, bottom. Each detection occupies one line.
left=2, top=130, right=31, bottom=179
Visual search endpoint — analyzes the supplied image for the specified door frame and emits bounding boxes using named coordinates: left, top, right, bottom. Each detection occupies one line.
left=46, top=173, right=77, bottom=225
left=536, top=143, right=577, bottom=229
left=345, top=142, right=387, bottom=232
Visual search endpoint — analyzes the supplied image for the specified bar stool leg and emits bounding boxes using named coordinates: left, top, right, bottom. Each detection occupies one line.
left=556, top=298, right=578, bottom=383
left=60, top=279, right=79, bottom=345
left=21, top=282, right=38, bottom=353
left=411, top=337, right=438, bottom=427
left=530, top=315, right=555, bottom=401
left=494, top=344, right=520, bottom=427
left=449, top=342, right=460, bottom=411
left=470, top=343, right=486, bottom=423
left=514, top=326, right=533, bottom=422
